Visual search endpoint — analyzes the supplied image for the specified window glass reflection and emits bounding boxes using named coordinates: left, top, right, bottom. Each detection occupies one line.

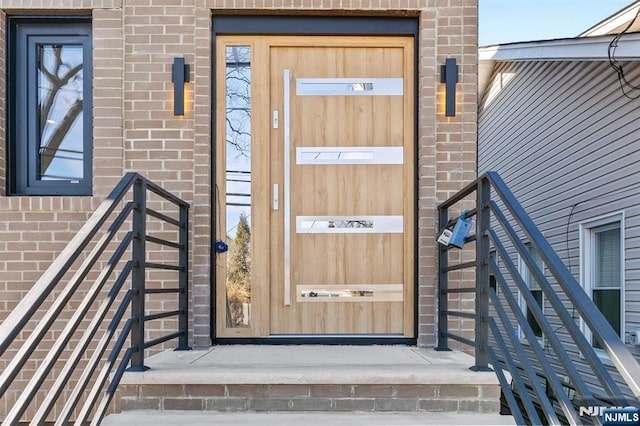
left=37, top=44, right=84, bottom=181
left=299, top=220, right=374, bottom=229
left=225, top=46, right=252, bottom=328
left=299, top=151, right=375, bottom=161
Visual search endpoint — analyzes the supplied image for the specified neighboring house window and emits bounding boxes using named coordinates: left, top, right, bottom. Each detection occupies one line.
left=580, top=214, right=624, bottom=350
left=519, top=243, right=544, bottom=340
left=8, top=18, right=92, bottom=195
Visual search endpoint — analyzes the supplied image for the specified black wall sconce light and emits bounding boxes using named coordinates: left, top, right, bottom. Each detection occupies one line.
left=440, top=57, right=459, bottom=117
left=172, top=57, right=191, bottom=116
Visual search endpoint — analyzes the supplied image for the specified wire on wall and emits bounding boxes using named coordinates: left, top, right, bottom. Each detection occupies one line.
left=564, top=179, right=640, bottom=275
left=608, top=5, right=640, bottom=99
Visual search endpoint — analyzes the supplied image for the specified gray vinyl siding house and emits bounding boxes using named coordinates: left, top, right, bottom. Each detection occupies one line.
left=478, top=5, right=640, bottom=400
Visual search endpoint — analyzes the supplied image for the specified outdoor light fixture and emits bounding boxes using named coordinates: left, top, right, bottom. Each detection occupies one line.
left=440, top=57, right=459, bottom=117
left=172, top=57, right=190, bottom=116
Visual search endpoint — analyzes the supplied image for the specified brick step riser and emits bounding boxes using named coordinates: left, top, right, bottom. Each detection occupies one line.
left=118, top=383, right=501, bottom=413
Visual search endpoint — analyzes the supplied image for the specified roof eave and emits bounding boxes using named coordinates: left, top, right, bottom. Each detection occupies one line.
left=478, top=32, right=640, bottom=100
left=479, top=32, right=640, bottom=62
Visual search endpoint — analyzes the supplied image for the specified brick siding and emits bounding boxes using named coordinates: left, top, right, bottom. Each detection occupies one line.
left=0, top=0, right=477, bottom=419
left=117, top=382, right=499, bottom=413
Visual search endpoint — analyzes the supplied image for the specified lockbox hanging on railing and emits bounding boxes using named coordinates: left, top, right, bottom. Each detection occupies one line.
left=437, top=210, right=473, bottom=248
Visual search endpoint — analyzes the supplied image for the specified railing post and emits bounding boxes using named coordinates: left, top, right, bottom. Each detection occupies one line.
left=472, top=177, right=491, bottom=371
left=435, top=205, right=450, bottom=351
left=130, top=178, right=148, bottom=371
left=177, top=203, right=190, bottom=350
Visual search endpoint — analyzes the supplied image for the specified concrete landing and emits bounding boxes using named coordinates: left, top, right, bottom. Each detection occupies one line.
left=103, top=410, right=516, bottom=425
left=120, top=345, right=497, bottom=385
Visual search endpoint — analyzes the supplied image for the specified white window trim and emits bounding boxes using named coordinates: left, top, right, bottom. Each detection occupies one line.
left=579, top=211, right=625, bottom=354
left=517, top=243, right=545, bottom=345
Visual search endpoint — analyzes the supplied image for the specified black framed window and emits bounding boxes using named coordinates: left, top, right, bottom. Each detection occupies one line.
left=8, top=18, right=92, bottom=195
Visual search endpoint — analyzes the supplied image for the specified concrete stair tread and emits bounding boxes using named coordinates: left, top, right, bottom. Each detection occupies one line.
left=103, top=410, right=516, bottom=425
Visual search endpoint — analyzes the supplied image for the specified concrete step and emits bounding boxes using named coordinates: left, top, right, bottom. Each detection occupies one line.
left=103, top=410, right=516, bottom=425
left=117, top=382, right=500, bottom=412
left=116, top=346, right=503, bottom=414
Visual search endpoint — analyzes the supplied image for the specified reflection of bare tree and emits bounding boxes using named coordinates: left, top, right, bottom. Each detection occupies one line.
left=38, top=46, right=83, bottom=176
left=224, top=47, right=252, bottom=328
left=328, top=220, right=374, bottom=229
left=226, top=46, right=251, bottom=158
left=226, top=213, right=251, bottom=327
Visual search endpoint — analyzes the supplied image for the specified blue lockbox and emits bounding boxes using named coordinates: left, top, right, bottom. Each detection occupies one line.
left=448, top=210, right=473, bottom=248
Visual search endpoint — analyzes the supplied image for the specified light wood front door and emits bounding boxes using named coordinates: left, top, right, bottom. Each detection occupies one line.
left=215, top=36, right=414, bottom=338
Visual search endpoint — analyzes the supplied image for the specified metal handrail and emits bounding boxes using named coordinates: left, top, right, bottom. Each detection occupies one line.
left=0, top=172, right=190, bottom=425
left=437, top=171, right=640, bottom=425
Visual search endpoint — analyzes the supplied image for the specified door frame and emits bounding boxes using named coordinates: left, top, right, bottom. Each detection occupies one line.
left=211, top=15, right=419, bottom=344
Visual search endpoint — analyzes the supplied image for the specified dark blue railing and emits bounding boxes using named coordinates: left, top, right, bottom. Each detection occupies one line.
left=0, top=172, right=190, bottom=424
left=437, top=171, right=640, bottom=425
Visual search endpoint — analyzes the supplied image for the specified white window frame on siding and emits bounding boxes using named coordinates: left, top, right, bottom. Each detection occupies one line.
left=518, top=243, right=545, bottom=344
left=579, top=211, right=625, bottom=352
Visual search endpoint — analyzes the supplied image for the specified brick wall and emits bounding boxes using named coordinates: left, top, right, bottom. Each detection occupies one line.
left=0, top=0, right=477, bottom=418
left=415, top=3, right=478, bottom=346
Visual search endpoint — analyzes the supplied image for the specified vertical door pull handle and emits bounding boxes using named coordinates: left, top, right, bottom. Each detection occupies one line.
left=283, top=69, right=291, bottom=306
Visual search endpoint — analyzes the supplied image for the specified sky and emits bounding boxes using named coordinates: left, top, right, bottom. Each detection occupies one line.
left=479, top=0, right=635, bottom=46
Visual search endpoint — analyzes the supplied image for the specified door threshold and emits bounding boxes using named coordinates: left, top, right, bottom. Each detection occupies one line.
left=213, top=336, right=416, bottom=345
left=269, top=334, right=404, bottom=338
